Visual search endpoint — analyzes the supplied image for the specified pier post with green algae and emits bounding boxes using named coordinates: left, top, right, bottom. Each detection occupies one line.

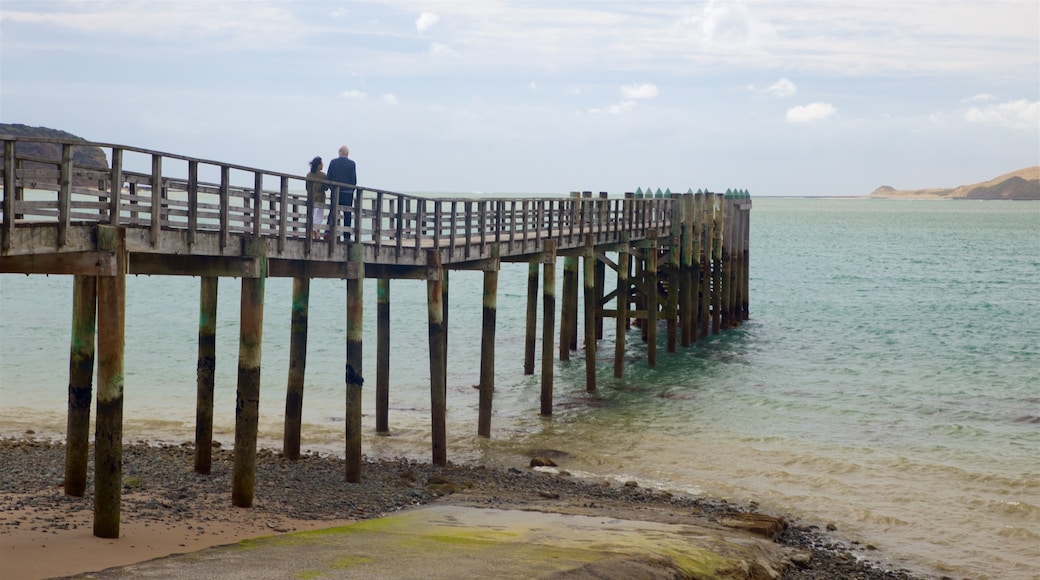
left=93, top=225, right=126, bottom=538
left=540, top=239, right=557, bottom=416
left=583, top=235, right=597, bottom=392
left=523, top=259, right=538, bottom=375
left=232, top=236, right=267, bottom=508
left=283, top=276, right=309, bottom=460
left=376, top=277, right=390, bottom=434
left=345, top=243, right=364, bottom=482
left=426, top=249, right=447, bottom=465
left=195, top=276, right=218, bottom=473
left=614, top=234, right=630, bottom=378
left=65, top=274, right=96, bottom=497
left=646, top=229, right=658, bottom=367
left=478, top=244, right=500, bottom=437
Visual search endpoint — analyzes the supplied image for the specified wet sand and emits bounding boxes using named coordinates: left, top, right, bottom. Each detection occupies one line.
left=0, top=438, right=924, bottom=579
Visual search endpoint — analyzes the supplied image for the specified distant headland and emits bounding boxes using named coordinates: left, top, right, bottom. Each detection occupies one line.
left=869, top=167, right=1039, bottom=200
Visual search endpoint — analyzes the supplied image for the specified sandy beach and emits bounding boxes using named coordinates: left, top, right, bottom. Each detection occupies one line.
left=0, top=438, right=924, bottom=579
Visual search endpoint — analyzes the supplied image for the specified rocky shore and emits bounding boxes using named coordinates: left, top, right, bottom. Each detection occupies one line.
left=0, top=438, right=927, bottom=579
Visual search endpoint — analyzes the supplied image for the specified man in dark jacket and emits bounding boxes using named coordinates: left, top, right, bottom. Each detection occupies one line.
left=326, top=145, right=357, bottom=235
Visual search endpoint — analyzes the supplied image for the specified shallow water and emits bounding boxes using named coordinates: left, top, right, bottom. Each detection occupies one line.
left=2, top=198, right=1038, bottom=579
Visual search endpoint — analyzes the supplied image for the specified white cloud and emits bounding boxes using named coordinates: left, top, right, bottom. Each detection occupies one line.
left=965, top=99, right=1039, bottom=130
left=416, top=12, right=438, bottom=33
left=429, top=43, right=455, bottom=57
left=786, top=102, right=837, bottom=123
left=767, top=78, right=796, bottom=98
left=529, top=82, right=538, bottom=91
left=681, top=0, right=776, bottom=53
left=961, top=94, right=998, bottom=104
left=621, top=83, right=659, bottom=99
left=589, top=101, right=637, bottom=115
left=381, top=94, right=399, bottom=105
left=339, top=90, right=367, bottom=99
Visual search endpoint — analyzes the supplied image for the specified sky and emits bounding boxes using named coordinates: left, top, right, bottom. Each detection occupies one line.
left=1, top=0, right=1037, bottom=196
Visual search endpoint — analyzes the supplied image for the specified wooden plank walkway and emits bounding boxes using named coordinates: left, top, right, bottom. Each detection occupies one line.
left=0, top=135, right=752, bottom=538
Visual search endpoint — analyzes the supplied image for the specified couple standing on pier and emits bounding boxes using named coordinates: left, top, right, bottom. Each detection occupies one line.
left=307, top=145, right=357, bottom=239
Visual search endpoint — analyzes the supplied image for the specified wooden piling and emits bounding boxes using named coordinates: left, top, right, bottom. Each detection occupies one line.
left=680, top=194, right=694, bottom=348
left=195, top=276, right=218, bottom=474
left=478, top=246, right=499, bottom=437
left=540, top=239, right=557, bottom=416
left=345, top=243, right=364, bottom=482
left=427, top=250, right=447, bottom=465
left=283, top=277, right=309, bottom=460
left=741, top=193, right=751, bottom=321
left=376, top=277, right=390, bottom=433
left=583, top=235, right=597, bottom=392
left=698, top=193, right=711, bottom=339
left=65, top=274, right=96, bottom=497
left=594, top=252, right=606, bottom=340
left=232, top=237, right=267, bottom=508
left=711, top=194, right=724, bottom=335
left=646, top=231, right=658, bottom=367
left=666, top=203, right=680, bottom=353
left=524, top=260, right=538, bottom=375
left=722, top=193, right=735, bottom=329
left=614, top=234, right=630, bottom=378
left=94, top=225, right=126, bottom=538
left=561, top=253, right=579, bottom=358
left=442, top=270, right=449, bottom=390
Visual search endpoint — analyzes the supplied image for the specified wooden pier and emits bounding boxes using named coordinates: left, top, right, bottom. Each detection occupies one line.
left=0, top=135, right=751, bottom=537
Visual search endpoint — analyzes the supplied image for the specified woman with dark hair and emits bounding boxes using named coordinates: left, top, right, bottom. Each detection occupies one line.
left=306, top=156, right=329, bottom=239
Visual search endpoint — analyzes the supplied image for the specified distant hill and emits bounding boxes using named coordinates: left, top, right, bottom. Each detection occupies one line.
left=870, top=167, right=1039, bottom=200
left=0, top=124, right=109, bottom=185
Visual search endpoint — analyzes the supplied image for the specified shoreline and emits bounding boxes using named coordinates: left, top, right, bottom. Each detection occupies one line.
left=0, top=438, right=926, bottom=579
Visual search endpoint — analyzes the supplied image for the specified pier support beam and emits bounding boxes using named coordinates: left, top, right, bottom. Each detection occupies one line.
left=523, top=260, right=538, bottom=375
left=65, top=274, right=96, bottom=497
left=711, top=194, right=724, bottom=335
left=94, top=226, right=126, bottom=538
left=560, top=254, right=578, bottom=359
left=345, top=244, right=364, bottom=482
left=478, top=246, right=499, bottom=437
left=376, top=278, right=390, bottom=434
left=540, top=240, right=557, bottom=416
left=680, top=195, right=695, bottom=348
left=647, top=231, right=658, bottom=367
left=283, top=277, right=309, bottom=460
left=426, top=250, right=447, bottom=465
left=232, top=237, right=267, bottom=508
left=195, top=276, right=218, bottom=473
left=698, top=194, right=711, bottom=339
left=614, top=235, right=630, bottom=378
left=594, top=256, right=605, bottom=340
left=583, top=236, right=596, bottom=392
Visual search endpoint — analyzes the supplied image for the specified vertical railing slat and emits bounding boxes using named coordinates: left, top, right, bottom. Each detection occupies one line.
left=57, top=144, right=72, bottom=246
left=278, top=175, right=289, bottom=252
left=2, top=141, right=15, bottom=250
left=220, top=166, right=230, bottom=250
left=187, top=160, right=199, bottom=246
left=376, top=192, right=388, bottom=246
left=253, top=172, right=263, bottom=237
left=150, top=154, right=162, bottom=246
left=108, top=148, right=123, bottom=226
left=395, top=195, right=404, bottom=257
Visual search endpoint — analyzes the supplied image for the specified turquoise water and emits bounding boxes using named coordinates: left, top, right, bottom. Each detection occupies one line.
left=2, top=198, right=1038, bottom=578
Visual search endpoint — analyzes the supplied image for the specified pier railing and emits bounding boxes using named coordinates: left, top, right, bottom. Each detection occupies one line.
left=1, top=136, right=672, bottom=266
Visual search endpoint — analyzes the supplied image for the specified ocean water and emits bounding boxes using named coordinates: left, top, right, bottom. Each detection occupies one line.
left=1, top=198, right=1038, bottom=579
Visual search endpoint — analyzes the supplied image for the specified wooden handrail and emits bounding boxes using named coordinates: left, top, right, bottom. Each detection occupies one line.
left=0, top=136, right=703, bottom=265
